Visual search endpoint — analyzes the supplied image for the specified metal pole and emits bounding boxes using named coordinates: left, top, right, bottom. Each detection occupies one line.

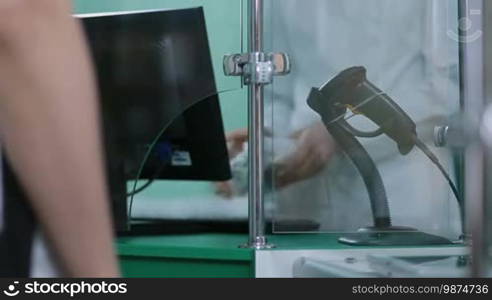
left=479, top=0, right=492, bottom=276
left=246, top=0, right=271, bottom=249
left=460, top=0, right=488, bottom=277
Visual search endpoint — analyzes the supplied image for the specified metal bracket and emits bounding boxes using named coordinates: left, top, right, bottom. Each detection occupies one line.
left=239, top=236, right=276, bottom=250
left=433, top=117, right=478, bottom=148
left=223, top=52, right=291, bottom=85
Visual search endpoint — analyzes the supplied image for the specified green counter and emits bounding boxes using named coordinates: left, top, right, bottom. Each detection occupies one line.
left=116, top=233, right=353, bottom=278
left=117, top=233, right=463, bottom=278
left=117, top=234, right=254, bottom=278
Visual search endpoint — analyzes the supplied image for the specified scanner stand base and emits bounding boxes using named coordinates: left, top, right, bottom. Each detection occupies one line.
left=338, top=226, right=453, bottom=246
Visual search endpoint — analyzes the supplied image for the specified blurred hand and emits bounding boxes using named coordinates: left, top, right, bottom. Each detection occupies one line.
left=216, top=122, right=335, bottom=197
left=275, top=121, right=335, bottom=188
left=226, top=128, right=248, bottom=159
left=215, top=128, right=248, bottom=198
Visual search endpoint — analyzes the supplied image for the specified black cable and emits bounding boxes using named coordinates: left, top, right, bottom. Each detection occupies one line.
left=126, top=88, right=241, bottom=228
left=414, top=137, right=464, bottom=234
left=338, top=118, right=385, bottom=138
left=126, top=178, right=155, bottom=197
left=126, top=158, right=168, bottom=198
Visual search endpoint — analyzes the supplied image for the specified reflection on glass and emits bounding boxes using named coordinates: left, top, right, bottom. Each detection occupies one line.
left=266, top=0, right=462, bottom=239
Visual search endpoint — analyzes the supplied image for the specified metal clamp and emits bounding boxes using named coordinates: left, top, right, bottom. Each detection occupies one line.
left=434, top=126, right=451, bottom=147
left=433, top=117, right=479, bottom=148
left=224, top=52, right=291, bottom=85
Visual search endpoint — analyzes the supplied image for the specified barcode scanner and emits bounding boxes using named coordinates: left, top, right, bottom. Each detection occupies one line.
left=307, top=66, right=462, bottom=246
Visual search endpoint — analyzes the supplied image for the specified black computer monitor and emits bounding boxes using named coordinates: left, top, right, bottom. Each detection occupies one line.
left=79, top=8, right=232, bottom=232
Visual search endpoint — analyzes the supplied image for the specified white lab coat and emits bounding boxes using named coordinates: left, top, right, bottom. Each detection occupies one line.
left=265, top=0, right=462, bottom=239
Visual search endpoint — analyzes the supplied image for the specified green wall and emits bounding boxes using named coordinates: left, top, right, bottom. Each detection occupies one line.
left=73, top=0, right=247, bottom=197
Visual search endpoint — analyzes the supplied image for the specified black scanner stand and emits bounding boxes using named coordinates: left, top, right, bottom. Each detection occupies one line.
left=307, top=67, right=454, bottom=246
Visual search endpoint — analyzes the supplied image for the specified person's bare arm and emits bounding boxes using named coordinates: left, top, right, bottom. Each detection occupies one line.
left=275, top=122, right=336, bottom=188
left=216, top=122, right=335, bottom=197
left=0, top=0, right=119, bottom=277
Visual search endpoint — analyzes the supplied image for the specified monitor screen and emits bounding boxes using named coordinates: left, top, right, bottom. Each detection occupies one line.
left=79, top=8, right=232, bottom=231
left=81, top=8, right=231, bottom=181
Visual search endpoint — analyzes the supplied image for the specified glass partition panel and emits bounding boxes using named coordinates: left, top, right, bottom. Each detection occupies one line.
left=265, top=0, right=464, bottom=242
